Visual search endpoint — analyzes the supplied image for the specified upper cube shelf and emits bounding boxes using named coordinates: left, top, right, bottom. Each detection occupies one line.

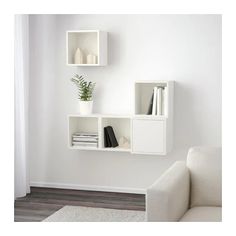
left=66, top=30, right=108, bottom=66
left=134, top=80, right=173, bottom=117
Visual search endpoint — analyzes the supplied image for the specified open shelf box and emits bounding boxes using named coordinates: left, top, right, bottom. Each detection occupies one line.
left=68, top=116, right=99, bottom=149
left=134, top=81, right=172, bottom=117
left=66, top=30, right=107, bottom=66
left=101, top=117, right=131, bottom=152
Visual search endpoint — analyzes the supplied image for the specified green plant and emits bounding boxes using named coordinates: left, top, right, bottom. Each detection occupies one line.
left=71, top=74, right=96, bottom=101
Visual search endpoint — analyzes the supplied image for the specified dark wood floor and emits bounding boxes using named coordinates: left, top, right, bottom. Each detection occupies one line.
left=14, top=187, right=145, bottom=222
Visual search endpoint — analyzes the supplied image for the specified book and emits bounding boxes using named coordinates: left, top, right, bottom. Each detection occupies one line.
left=72, top=142, right=98, bottom=147
left=157, top=87, right=163, bottom=116
left=162, top=87, right=167, bottom=116
left=147, top=91, right=154, bottom=115
left=72, top=137, right=98, bottom=142
left=72, top=140, right=98, bottom=144
left=105, top=126, right=118, bottom=147
left=152, top=87, right=157, bottom=115
left=104, top=127, right=112, bottom=147
left=72, top=132, right=98, bottom=137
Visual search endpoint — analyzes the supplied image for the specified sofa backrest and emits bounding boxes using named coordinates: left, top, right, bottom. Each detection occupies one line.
left=187, top=146, right=222, bottom=208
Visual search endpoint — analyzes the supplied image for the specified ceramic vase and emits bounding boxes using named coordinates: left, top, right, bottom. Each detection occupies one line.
left=74, top=48, right=84, bottom=64
left=87, top=54, right=97, bottom=64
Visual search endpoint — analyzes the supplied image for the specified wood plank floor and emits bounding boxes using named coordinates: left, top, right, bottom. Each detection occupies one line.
left=14, top=187, right=145, bottom=222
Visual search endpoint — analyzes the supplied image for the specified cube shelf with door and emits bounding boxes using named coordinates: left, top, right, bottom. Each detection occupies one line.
left=66, top=30, right=107, bottom=66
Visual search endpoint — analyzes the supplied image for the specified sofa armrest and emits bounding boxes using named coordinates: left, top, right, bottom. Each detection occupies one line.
left=146, top=161, right=190, bottom=221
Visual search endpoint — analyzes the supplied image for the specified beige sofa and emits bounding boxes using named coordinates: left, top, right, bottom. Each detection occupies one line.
left=146, top=147, right=222, bottom=222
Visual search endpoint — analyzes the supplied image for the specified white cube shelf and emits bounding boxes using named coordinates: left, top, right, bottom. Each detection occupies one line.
left=134, top=81, right=173, bottom=117
left=68, top=116, right=99, bottom=149
left=66, top=30, right=107, bottom=66
left=101, top=117, right=131, bottom=151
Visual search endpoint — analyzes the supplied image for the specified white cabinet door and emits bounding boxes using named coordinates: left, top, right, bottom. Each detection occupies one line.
left=132, top=119, right=165, bottom=154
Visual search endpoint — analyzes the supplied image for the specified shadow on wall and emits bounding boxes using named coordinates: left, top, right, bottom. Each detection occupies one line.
left=174, top=81, right=204, bottom=148
left=107, top=32, right=122, bottom=66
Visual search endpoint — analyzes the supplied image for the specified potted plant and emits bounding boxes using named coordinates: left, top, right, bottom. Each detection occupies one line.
left=71, top=74, right=96, bottom=115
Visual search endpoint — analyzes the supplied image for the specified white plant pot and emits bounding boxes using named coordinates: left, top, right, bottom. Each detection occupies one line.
left=79, top=101, right=93, bottom=115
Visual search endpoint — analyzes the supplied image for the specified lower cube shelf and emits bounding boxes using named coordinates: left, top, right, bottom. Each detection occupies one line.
left=101, top=117, right=131, bottom=150
left=68, top=114, right=171, bottom=155
left=68, top=116, right=99, bottom=149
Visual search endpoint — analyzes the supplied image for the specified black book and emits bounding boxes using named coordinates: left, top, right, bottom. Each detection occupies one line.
left=106, top=126, right=119, bottom=147
left=104, top=127, right=112, bottom=147
left=147, top=91, right=154, bottom=115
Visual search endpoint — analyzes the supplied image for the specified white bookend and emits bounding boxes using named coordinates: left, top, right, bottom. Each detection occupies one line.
left=152, top=87, right=157, bottom=115
left=157, top=87, right=163, bottom=116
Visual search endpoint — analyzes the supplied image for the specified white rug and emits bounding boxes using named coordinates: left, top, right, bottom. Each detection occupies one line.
left=43, top=206, right=146, bottom=222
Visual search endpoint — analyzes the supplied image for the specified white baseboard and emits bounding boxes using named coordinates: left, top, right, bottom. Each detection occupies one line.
left=30, top=181, right=146, bottom=194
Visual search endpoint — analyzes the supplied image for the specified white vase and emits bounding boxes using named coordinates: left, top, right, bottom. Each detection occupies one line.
left=79, top=101, right=93, bottom=115
left=74, top=48, right=84, bottom=64
left=87, top=54, right=97, bottom=64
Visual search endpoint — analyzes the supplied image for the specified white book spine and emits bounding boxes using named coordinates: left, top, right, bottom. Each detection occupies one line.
left=73, top=137, right=98, bottom=142
left=157, top=87, right=163, bottom=116
left=162, top=87, right=167, bottom=116
left=162, top=87, right=165, bottom=116
left=152, top=87, right=157, bottom=115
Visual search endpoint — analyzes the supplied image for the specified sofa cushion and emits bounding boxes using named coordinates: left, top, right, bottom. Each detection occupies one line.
left=187, top=147, right=222, bottom=207
left=180, top=207, right=222, bottom=222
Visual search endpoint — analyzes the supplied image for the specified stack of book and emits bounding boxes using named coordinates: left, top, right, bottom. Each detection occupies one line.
left=72, top=132, right=98, bottom=148
left=104, top=126, right=119, bottom=148
left=147, top=86, right=167, bottom=116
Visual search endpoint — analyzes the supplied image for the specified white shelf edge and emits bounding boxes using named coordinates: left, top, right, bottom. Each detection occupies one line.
left=68, top=114, right=132, bottom=119
left=68, top=114, right=167, bottom=119
left=135, top=80, right=173, bottom=84
left=67, top=64, right=101, bottom=66
left=69, top=146, right=131, bottom=153
left=131, top=151, right=167, bottom=156
left=69, top=146, right=99, bottom=151
left=68, top=114, right=100, bottom=118
left=132, top=115, right=168, bottom=120
left=100, top=147, right=131, bottom=152
left=67, top=30, right=100, bottom=33
left=101, top=114, right=131, bottom=119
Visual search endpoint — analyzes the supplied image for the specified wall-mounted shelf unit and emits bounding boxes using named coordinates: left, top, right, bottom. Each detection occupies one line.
left=68, top=81, right=174, bottom=155
left=66, top=30, right=107, bottom=66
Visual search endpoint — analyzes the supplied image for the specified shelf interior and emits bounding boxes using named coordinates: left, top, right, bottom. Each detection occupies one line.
left=67, top=32, right=98, bottom=65
left=69, top=117, right=99, bottom=147
left=135, top=82, right=168, bottom=116
left=101, top=117, right=131, bottom=150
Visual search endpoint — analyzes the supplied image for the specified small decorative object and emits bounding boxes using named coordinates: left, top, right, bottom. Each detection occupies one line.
left=74, top=48, right=84, bottom=64
left=87, top=54, right=97, bottom=64
left=119, top=136, right=130, bottom=149
left=71, top=75, right=96, bottom=115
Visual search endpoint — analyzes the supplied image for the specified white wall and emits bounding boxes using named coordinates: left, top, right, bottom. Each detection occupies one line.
left=29, top=14, right=221, bottom=193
